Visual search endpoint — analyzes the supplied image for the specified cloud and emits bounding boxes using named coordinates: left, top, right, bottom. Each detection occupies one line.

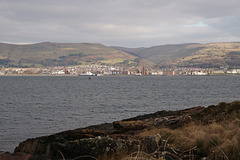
left=0, top=0, right=240, bottom=47
left=185, top=21, right=208, bottom=27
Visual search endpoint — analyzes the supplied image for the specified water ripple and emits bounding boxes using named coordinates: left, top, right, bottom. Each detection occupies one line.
left=0, top=75, right=239, bottom=152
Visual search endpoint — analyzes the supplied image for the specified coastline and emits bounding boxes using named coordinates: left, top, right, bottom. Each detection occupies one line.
left=2, top=101, right=240, bottom=160
left=1, top=74, right=240, bottom=77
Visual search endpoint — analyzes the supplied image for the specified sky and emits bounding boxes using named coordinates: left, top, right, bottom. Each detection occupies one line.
left=1, top=0, right=240, bottom=47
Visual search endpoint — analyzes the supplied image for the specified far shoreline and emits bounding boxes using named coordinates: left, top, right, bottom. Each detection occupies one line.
left=0, top=74, right=240, bottom=77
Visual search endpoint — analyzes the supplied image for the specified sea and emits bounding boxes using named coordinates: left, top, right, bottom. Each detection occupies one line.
left=0, top=75, right=240, bottom=152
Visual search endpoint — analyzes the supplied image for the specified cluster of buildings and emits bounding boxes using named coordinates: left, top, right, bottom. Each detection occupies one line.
left=0, top=65, right=240, bottom=76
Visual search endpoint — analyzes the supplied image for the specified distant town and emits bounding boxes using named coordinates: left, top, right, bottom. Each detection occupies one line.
left=1, top=65, right=240, bottom=76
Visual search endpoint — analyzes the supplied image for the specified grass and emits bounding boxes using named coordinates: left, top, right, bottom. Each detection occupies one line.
left=113, top=102, right=240, bottom=159
left=162, top=42, right=240, bottom=68
left=64, top=102, right=240, bottom=160
left=98, top=59, right=125, bottom=64
left=136, top=118, right=240, bottom=159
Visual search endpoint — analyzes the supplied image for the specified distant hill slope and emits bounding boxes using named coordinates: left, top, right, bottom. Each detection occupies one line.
left=1, top=42, right=240, bottom=68
left=0, top=42, right=139, bottom=67
left=112, top=43, right=200, bottom=64
left=113, top=42, right=240, bottom=68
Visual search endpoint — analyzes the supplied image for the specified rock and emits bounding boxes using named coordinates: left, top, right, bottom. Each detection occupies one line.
left=14, top=128, right=107, bottom=155
left=113, top=120, right=146, bottom=131
left=0, top=152, right=32, bottom=160
left=14, top=133, right=163, bottom=160
left=55, top=136, right=140, bottom=159
left=12, top=105, right=211, bottom=159
left=154, top=115, right=192, bottom=129
left=140, top=135, right=161, bottom=153
left=15, top=136, right=140, bottom=160
left=13, top=107, right=197, bottom=159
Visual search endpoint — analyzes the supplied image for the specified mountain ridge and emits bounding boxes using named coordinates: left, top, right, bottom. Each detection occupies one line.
left=112, top=42, right=240, bottom=68
left=1, top=42, right=240, bottom=68
left=0, top=42, right=139, bottom=67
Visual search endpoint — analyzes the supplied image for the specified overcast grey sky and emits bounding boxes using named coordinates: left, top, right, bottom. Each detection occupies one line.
left=1, top=0, right=240, bottom=47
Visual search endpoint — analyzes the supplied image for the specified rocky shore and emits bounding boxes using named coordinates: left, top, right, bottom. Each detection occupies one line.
left=1, top=101, right=240, bottom=160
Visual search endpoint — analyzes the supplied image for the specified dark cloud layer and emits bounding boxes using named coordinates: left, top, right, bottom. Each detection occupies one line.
left=0, top=0, right=240, bottom=47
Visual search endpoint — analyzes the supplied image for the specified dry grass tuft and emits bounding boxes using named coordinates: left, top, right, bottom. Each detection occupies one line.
left=137, top=118, right=240, bottom=159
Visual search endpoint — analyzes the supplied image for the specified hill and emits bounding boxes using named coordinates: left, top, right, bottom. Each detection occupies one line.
left=113, top=43, right=200, bottom=64
left=1, top=42, right=240, bottom=68
left=0, top=42, right=139, bottom=67
left=113, top=42, right=240, bottom=68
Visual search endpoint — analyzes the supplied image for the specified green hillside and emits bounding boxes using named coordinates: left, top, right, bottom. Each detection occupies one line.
left=2, top=42, right=240, bottom=68
left=0, top=42, right=138, bottom=67
left=113, top=42, right=240, bottom=68
left=165, top=42, right=240, bottom=68
left=112, top=43, right=201, bottom=64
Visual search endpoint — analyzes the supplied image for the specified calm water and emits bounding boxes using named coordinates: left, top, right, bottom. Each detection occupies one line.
left=0, top=75, right=240, bottom=152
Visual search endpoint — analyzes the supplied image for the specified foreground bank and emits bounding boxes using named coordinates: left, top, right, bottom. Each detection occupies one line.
left=1, top=101, right=240, bottom=160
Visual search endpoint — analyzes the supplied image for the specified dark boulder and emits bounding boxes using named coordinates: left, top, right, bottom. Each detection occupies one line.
left=0, top=152, right=32, bottom=160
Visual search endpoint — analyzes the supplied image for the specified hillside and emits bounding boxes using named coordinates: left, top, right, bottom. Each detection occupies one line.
left=113, top=43, right=200, bottom=64
left=113, top=42, right=240, bottom=68
left=0, top=42, right=138, bottom=67
left=1, top=42, right=240, bottom=68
